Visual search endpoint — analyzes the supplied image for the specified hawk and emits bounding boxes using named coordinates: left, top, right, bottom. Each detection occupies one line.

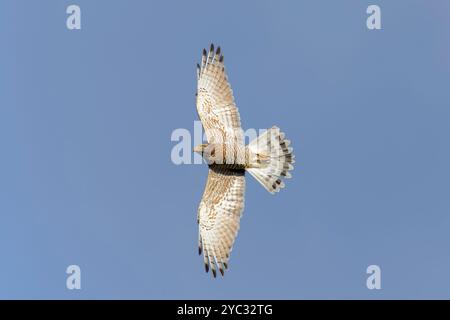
left=194, top=44, right=295, bottom=277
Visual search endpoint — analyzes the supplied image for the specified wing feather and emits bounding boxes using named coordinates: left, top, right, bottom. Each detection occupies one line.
left=196, top=44, right=242, bottom=144
left=197, top=165, right=245, bottom=277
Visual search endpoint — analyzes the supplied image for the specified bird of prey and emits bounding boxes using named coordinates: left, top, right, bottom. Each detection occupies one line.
left=194, top=44, right=295, bottom=278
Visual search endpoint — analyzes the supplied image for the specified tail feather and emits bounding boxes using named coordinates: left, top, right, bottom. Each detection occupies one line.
left=246, top=126, right=295, bottom=194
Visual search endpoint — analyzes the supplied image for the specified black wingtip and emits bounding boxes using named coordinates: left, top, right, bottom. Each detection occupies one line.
left=198, top=246, right=202, bottom=255
left=223, top=262, right=228, bottom=270
left=205, top=263, right=209, bottom=273
left=210, top=43, right=214, bottom=53
left=219, top=268, right=224, bottom=277
left=216, top=46, right=221, bottom=55
left=212, top=269, right=217, bottom=278
left=219, top=55, right=224, bottom=63
left=202, top=48, right=207, bottom=56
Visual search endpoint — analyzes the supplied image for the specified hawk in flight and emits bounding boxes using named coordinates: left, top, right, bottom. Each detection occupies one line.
left=194, top=44, right=295, bottom=277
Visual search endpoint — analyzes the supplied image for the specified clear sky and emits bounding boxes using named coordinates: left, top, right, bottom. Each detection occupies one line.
left=1, top=0, right=450, bottom=299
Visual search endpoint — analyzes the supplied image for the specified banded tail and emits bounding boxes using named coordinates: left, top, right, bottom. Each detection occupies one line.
left=246, top=126, right=295, bottom=194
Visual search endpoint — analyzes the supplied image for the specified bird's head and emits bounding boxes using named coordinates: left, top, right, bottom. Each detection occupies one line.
left=193, top=143, right=209, bottom=156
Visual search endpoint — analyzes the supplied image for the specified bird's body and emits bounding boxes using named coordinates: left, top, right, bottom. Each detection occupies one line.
left=194, top=44, right=295, bottom=277
left=194, top=143, right=259, bottom=169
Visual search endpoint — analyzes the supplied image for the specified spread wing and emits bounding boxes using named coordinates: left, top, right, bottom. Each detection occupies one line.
left=196, top=44, right=242, bottom=144
left=197, top=165, right=245, bottom=277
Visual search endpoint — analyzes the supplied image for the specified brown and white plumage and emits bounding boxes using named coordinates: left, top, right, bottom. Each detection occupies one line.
left=195, top=44, right=295, bottom=278
left=196, top=44, right=242, bottom=145
left=197, top=166, right=245, bottom=277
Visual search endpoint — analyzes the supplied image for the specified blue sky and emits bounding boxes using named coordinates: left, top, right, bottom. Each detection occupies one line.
left=1, top=0, right=450, bottom=299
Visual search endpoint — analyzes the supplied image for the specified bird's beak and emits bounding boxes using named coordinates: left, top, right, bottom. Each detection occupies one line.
left=193, top=145, right=201, bottom=154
